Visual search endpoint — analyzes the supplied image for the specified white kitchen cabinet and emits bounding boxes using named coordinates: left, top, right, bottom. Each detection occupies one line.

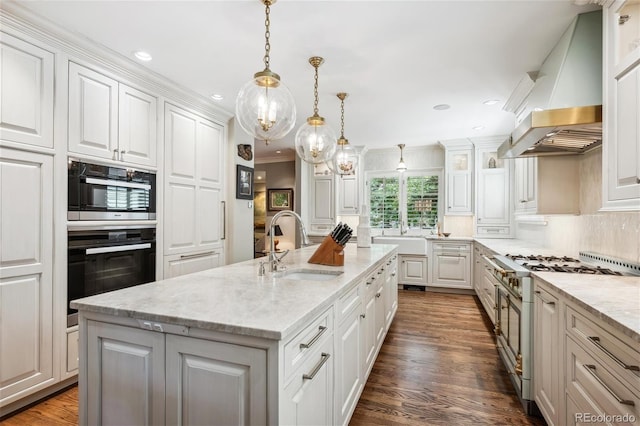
left=164, top=102, right=225, bottom=276
left=0, top=148, right=55, bottom=408
left=475, top=145, right=511, bottom=235
left=85, top=320, right=268, bottom=426
left=361, top=274, right=378, bottom=377
left=384, top=255, right=398, bottom=328
left=603, top=0, right=640, bottom=210
left=431, top=241, right=472, bottom=289
left=513, top=156, right=580, bottom=215
left=85, top=321, right=166, bottom=425
left=533, top=280, right=562, bottom=426
left=335, top=297, right=363, bottom=426
left=398, top=255, right=427, bottom=286
left=163, top=250, right=223, bottom=279
left=68, top=62, right=157, bottom=167
left=473, top=243, right=497, bottom=325
left=338, top=174, right=358, bottom=215
left=309, top=162, right=336, bottom=234
left=282, top=337, right=334, bottom=426
left=0, top=32, right=54, bottom=149
left=440, top=141, right=474, bottom=215
left=166, top=334, right=268, bottom=425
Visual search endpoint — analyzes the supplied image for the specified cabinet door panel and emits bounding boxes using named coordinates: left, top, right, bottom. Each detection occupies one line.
left=448, top=172, right=471, bottom=212
left=164, top=251, right=222, bottom=278
left=0, top=33, right=54, bottom=148
left=534, top=286, right=560, bottom=425
left=198, top=186, right=221, bottom=247
left=166, top=335, right=267, bottom=426
left=612, top=67, right=639, bottom=191
left=477, top=170, right=509, bottom=224
left=339, top=176, right=358, bottom=214
left=337, top=308, right=362, bottom=425
left=0, top=149, right=53, bottom=405
left=68, top=62, right=118, bottom=158
left=313, top=177, right=334, bottom=222
left=86, top=322, right=165, bottom=426
left=165, top=183, right=197, bottom=253
left=166, top=105, right=197, bottom=180
left=197, top=120, right=223, bottom=185
left=119, top=84, right=157, bottom=166
left=362, top=295, right=376, bottom=375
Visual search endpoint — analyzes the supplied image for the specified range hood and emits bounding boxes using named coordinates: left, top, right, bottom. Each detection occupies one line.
left=498, top=10, right=603, bottom=159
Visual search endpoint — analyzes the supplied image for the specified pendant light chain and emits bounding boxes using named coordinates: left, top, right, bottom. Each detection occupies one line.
left=263, top=1, right=271, bottom=70
left=340, top=96, right=345, bottom=139
left=313, top=63, right=320, bottom=116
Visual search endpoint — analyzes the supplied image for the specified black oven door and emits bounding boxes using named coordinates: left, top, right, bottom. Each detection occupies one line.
left=67, top=227, right=156, bottom=326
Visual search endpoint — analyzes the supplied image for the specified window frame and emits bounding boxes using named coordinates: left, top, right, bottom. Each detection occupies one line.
left=365, top=168, right=444, bottom=236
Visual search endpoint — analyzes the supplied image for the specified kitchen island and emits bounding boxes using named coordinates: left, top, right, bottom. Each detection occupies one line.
left=71, top=243, right=398, bottom=425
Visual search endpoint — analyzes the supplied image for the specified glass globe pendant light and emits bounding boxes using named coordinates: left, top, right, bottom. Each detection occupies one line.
left=235, top=0, right=296, bottom=145
left=294, top=56, right=337, bottom=164
left=330, top=92, right=358, bottom=177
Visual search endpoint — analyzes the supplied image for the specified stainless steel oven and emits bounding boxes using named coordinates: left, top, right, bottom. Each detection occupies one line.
left=67, top=225, right=156, bottom=326
left=68, top=160, right=156, bottom=220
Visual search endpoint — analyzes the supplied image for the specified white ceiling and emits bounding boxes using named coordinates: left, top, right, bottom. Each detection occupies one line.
left=10, top=0, right=600, bottom=160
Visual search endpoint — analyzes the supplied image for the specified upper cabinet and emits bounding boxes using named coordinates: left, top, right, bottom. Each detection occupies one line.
left=440, top=140, right=473, bottom=215
left=474, top=142, right=512, bottom=237
left=603, top=0, right=640, bottom=210
left=0, top=32, right=54, bottom=149
left=338, top=174, right=359, bottom=215
left=308, top=162, right=336, bottom=234
left=68, top=62, right=158, bottom=167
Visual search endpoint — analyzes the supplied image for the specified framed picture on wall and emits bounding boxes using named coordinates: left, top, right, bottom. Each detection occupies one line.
left=236, top=165, right=254, bottom=200
left=267, top=188, right=293, bottom=211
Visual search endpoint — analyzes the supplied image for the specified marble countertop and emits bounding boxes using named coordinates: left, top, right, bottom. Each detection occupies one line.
left=474, top=238, right=640, bottom=342
left=71, top=244, right=397, bottom=341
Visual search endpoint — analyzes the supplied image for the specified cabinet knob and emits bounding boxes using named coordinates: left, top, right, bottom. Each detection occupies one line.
left=376, top=292, right=382, bottom=298
left=478, top=218, right=481, bottom=222
left=113, top=149, right=118, bottom=160
left=360, top=314, right=366, bottom=319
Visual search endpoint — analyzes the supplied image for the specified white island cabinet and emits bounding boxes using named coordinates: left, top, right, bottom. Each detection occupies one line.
left=73, top=244, right=398, bottom=425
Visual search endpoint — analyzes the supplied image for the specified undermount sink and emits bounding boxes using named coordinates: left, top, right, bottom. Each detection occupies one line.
left=277, top=268, right=343, bottom=281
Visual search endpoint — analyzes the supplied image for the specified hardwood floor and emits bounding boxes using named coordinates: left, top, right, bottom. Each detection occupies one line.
left=1, top=290, right=544, bottom=426
left=350, top=290, right=544, bottom=426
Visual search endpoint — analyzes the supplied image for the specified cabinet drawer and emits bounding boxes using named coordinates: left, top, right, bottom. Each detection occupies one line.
left=310, top=224, right=333, bottom=233
left=67, top=329, right=79, bottom=372
left=283, top=307, right=333, bottom=381
left=566, top=336, right=639, bottom=423
left=363, top=269, right=380, bottom=297
left=336, top=283, right=362, bottom=325
left=566, top=306, right=640, bottom=392
left=476, top=226, right=510, bottom=236
left=432, top=242, right=471, bottom=252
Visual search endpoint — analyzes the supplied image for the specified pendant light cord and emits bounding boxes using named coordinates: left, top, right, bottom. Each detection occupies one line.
left=313, top=63, right=320, bottom=116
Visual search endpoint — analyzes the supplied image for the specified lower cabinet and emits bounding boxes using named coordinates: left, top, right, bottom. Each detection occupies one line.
left=431, top=241, right=472, bottom=289
left=533, top=280, right=561, bottom=425
left=398, top=255, right=427, bottom=286
left=163, top=249, right=223, bottom=278
left=85, top=320, right=268, bottom=425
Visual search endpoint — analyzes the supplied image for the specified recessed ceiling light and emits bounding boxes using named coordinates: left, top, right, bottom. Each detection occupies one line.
left=433, top=104, right=450, bottom=111
left=256, top=175, right=263, bottom=180
left=473, top=125, right=485, bottom=131
left=483, top=99, right=500, bottom=106
left=210, top=94, right=224, bottom=101
left=275, top=150, right=282, bottom=154
left=133, top=50, right=152, bottom=62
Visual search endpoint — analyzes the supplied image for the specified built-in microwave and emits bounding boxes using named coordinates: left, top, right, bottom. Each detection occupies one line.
left=68, top=160, right=156, bottom=220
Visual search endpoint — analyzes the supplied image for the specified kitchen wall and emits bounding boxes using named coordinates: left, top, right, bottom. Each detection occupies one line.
left=515, top=148, right=640, bottom=263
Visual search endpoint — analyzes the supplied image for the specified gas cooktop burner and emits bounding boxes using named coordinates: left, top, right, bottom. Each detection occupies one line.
left=522, top=263, right=623, bottom=275
left=506, top=254, right=579, bottom=263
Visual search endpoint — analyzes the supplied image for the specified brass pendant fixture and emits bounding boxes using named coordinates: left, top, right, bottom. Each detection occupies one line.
left=235, top=0, right=296, bottom=145
left=294, top=56, right=337, bottom=164
left=329, top=92, right=358, bottom=177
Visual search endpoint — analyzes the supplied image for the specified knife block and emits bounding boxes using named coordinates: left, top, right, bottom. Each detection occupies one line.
left=308, top=235, right=344, bottom=266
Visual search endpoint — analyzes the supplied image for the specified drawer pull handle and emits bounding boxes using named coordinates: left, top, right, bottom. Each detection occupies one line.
left=299, top=326, right=328, bottom=349
left=588, top=336, right=640, bottom=372
left=583, top=364, right=635, bottom=406
left=179, top=251, right=215, bottom=260
left=303, top=353, right=331, bottom=381
left=376, top=292, right=382, bottom=298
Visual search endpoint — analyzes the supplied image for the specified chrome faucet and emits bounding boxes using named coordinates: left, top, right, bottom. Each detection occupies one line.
left=269, top=210, right=311, bottom=272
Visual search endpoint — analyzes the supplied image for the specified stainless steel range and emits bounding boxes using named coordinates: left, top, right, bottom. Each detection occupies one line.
left=485, top=251, right=640, bottom=415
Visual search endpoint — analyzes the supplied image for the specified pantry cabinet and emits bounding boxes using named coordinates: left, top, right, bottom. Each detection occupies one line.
left=163, top=102, right=225, bottom=276
left=68, top=62, right=157, bottom=167
left=0, top=32, right=54, bottom=149
left=603, top=0, right=640, bottom=210
left=0, top=148, right=55, bottom=407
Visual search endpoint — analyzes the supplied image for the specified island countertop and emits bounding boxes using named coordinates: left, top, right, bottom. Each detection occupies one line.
left=71, top=244, right=397, bottom=341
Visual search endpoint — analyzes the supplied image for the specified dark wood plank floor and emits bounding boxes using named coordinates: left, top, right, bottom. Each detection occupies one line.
left=350, top=290, right=544, bottom=426
left=2, top=290, right=544, bottom=426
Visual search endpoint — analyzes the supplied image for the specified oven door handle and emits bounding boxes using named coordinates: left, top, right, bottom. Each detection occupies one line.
left=85, top=177, right=151, bottom=191
left=482, top=255, right=509, bottom=276
left=86, top=243, right=152, bottom=255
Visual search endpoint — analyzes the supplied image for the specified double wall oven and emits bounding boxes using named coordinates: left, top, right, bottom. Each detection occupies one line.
left=67, top=160, right=157, bottom=327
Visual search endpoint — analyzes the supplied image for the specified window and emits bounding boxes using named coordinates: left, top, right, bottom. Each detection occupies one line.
left=367, top=170, right=442, bottom=235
